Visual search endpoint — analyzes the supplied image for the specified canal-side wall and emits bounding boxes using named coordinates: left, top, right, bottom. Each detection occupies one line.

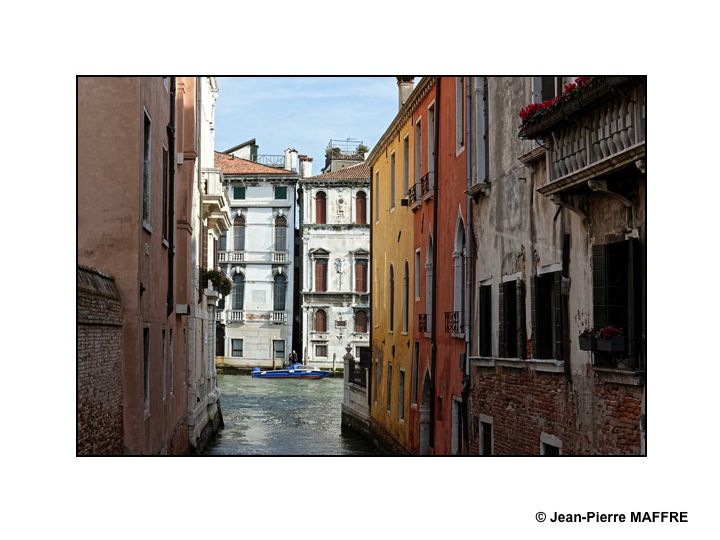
left=77, top=265, right=124, bottom=456
left=341, top=358, right=370, bottom=437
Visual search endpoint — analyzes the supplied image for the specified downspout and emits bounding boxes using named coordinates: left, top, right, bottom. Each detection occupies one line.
left=462, top=76, right=473, bottom=454
left=369, top=164, right=374, bottom=407
left=167, top=76, right=176, bottom=316
left=430, top=77, right=440, bottom=450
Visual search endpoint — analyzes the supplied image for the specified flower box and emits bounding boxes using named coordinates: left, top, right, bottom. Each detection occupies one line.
left=596, top=335, right=625, bottom=352
left=579, top=334, right=595, bottom=351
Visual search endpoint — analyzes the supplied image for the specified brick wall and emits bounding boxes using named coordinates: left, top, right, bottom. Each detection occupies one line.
left=77, top=265, right=124, bottom=455
left=469, top=364, right=642, bottom=455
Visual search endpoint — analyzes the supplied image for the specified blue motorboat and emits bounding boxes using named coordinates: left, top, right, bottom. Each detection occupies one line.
left=251, top=363, right=331, bottom=379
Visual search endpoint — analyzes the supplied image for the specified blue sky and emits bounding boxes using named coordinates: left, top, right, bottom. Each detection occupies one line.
left=214, top=77, right=400, bottom=174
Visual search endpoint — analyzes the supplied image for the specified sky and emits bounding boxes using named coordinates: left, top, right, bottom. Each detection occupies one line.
left=214, top=77, right=400, bottom=174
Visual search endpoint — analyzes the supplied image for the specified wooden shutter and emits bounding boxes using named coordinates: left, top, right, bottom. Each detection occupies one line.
left=553, top=271, right=564, bottom=361
left=275, top=223, right=286, bottom=251
left=530, top=276, right=538, bottom=359
left=316, top=310, right=326, bottom=332
left=498, top=282, right=505, bottom=357
left=516, top=280, right=526, bottom=359
left=316, top=193, right=326, bottom=224
left=315, top=260, right=326, bottom=292
left=356, top=193, right=366, bottom=224
left=478, top=285, right=491, bottom=357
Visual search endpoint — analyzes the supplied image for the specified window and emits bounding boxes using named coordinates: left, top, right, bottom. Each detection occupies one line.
left=161, top=146, right=169, bottom=240
left=169, top=329, right=174, bottom=397
left=273, top=274, right=287, bottom=311
left=411, top=342, right=419, bottom=404
left=532, top=271, right=563, bottom=360
left=315, top=259, right=328, bottom=292
left=273, top=340, right=285, bottom=359
left=532, top=76, right=562, bottom=104
left=386, top=363, right=393, bottom=412
left=479, top=420, right=493, bottom=456
left=374, top=360, right=380, bottom=403
left=231, top=339, right=243, bottom=357
left=499, top=279, right=526, bottom=359
left=453, top=220, right=465, bottom=317
left=354, top=259, right=368, bottom=292
left=475, top=77, right=489, bottom=183
left=426, top=236, right=433, bottom=327
left=390, top=152, right=396, bottom=209
left=274, top=186, right=287, bottom=199
left=398, top=370, right=405, bottom=420
left=388, top=265, right=395, bottom=332
left=233, top=186, right=246, bottom=200
left=403, top=136, right=409, bottom=195
left=592, top=239, right=642, bottom=367
left=374, top=173, right=380, bottom=221
left=451, top=399, right=461, bottom=455
left=315, top=309, right=327, bottom=332
left=456, top=77, right=465, bottom=151
left=414, top=250, right=421, bottom=300
left=428, top=104, right=435, bottom=173
left=218, top=233, right=226, bottom=252
left=356, top=191, right=367, bottom=224
left=316, top=191, right=326, bottom=224
left=162, top=329, right=167, bottom=400
left=402, top=261, right=409, bottom=333
left=143, top=326, right=150, bottom=413
left=142, top=110, right=152, bottom=229
left=355, top=310, right=368, bottom=333
left=415, top=120, right=422, bottom=183
left=542, top=443, right=561, bottom=456
left=233, top=215, right=245, bottom=252
left=232, top=273, right=245, bottom=310
left=540, top=432, right=562, bottom=455
left=316, top=344, right=328, bottom=357
left=274, top=216, right=287, bottom=251
left=478, top=284, right=492, bottom=357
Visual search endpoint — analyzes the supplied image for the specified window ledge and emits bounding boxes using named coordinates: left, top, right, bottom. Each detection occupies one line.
left=470, top=356, right=495, bottom=368
left=484, top=357, right=565, bottom=373
left=593, top=366, right=644, bottom=386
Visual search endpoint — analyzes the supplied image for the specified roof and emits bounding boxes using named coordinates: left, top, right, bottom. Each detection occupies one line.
left=223, top=138, right=256, bottom=154
left=305, top=162, right=370, bottom=181
left=214, top=152, right=297, bottom=176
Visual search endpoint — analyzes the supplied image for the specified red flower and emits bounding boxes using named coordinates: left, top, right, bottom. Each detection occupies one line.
left=575, top=76, right=592, bottom=87
left=564, top=82, right=577, bottom=93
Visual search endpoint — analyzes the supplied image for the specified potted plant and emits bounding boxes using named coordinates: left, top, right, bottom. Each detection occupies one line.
left=203, top=269, right=233, bottom=296
left=578, top=328, right=597, bottom=351
left=596, top=326, right=625, bottom=352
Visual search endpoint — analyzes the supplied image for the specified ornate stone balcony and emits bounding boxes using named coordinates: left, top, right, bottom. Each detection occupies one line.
left=201, top=168, right=231, bottom=232
left=218, top=250, right=289, bottom=264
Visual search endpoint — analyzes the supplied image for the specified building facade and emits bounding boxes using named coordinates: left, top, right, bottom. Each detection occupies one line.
left=467, top=76, right=646, bottom=455
left=299, top=162, right=370, bottom=370
left=215, top=148, right=298, bottom=369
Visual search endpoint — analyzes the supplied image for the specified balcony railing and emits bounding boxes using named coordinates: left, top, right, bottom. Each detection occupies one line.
left=271, top=311, right=287, bottom=324
left=216, top=311, right=224, bottom=322
left=420, top=171, right=435, bottom=198
left=444, top=311, right=462, bottom=334
left=418, top=313, right=428, bottom=333
left=252, top=154, right=285, bottom=168
left=228, top=310, right=244, bottom=323
left=408, top=184, right=418, bottom=206
left=202, top=168, right=224, bottom=196
left=218, top=251, right=289, bottom=264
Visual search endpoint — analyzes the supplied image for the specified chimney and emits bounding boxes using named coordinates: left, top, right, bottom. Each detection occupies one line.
left=397, top=77, right=415, bottom=109
left=284, top=148, right=299, bottom=172
left=299, top=155, right=313, bottom=178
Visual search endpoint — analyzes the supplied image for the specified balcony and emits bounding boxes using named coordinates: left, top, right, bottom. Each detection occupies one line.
left=218, top=250, right=289, bottom=264
left=408, top=183, right=418, bottom=207
left=252, top=154, right=286, bottom=168
left=444, top=311, right=462, bottom=335
left=228, top=310, right=244, bottom=323
left=420, top=171, right=435, bottom=199
left=201, top=168, right=231, bottom=232
left=418, top=313, right=428, bottom=333
left=520, top=77, right=646, bottom=196
left=216, top=311, right=224, bottom=322
left=271, top=311, right=287, bottom=324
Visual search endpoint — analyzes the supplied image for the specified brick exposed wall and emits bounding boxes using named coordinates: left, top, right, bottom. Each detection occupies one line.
left=469, top=364, right=642, bottom=455
left=77, top=265, right=124, bottom=455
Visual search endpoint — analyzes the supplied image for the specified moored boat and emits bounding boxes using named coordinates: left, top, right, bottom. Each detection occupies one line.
left=251, top=363, right=331, bottom=379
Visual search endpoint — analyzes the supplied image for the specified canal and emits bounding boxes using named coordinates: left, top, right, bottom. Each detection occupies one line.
left=203, top=373, right=377, bottom=456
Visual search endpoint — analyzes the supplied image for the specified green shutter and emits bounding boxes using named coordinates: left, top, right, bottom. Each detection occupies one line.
left=517, top=280, right=526, bottom=359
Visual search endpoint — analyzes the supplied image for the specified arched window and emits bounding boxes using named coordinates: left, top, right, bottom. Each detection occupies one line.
left=454, top=219, right=465, bottom=314
left=354, top=259, right=368, bottom=292
left=355, top=310, right=368, bottom=333
left=356, top=191, right=367, bottom=224
left=315, top=309, right=327, bottom=332
left=315, top=259, right=328, bottom=292
left=316, top=191, right=326, bottom=224
left=232, top=273, right=245, bottom=310
left=403, top=261, right=409, bottom=333
left=389, top=264, right=395, bottom=332
left=273, top=273, right=287, bottom=311
left=233, top=215, right=245, bottom=252
left=274, top=216, right=287, bottom=252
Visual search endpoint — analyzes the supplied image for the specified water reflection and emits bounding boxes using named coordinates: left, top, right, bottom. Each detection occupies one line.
left=204, top=373, right=377, bottom=456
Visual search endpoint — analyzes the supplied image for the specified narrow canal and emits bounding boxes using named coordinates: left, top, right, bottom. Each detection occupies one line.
left=204, top=373, right=377, bottom=456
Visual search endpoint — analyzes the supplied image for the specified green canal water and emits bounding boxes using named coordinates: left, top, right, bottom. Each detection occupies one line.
left=203, top=373, right=377, bottom=456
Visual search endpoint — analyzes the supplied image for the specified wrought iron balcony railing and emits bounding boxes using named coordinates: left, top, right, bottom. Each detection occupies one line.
left=252, top=154, right=286, bottom=168
left=418, top=313, right=430, bottom=333
left=444, top=311, right=462, bottom=334
left=420, top=171, right=435, bottom=198
left=408, top=184, right=418, bottom=206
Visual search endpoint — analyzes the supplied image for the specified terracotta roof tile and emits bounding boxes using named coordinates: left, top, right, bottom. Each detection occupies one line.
left=214, top=151, right=296, bottom=176
left=306, top=162, right=370, bottom=181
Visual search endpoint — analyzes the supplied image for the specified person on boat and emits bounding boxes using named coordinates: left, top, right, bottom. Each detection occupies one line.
left=290, top=350, right=298, bottom=365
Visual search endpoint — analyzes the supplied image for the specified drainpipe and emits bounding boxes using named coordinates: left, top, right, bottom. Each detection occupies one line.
left=167, top=76, right=176, bottom=316
left=369, top=164, right=374, bottom=408
left=462, top=76, right=473, bottom=454
left=430, top=77, right=440, bottom=450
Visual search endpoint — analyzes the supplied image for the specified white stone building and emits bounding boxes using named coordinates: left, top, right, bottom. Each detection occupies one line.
left=215, top=146, right=299, bottom=368
left=299, top=162, right=371, bottom=369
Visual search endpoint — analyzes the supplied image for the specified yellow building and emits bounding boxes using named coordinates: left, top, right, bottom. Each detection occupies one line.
left=369, top=77, right=432, bottom=452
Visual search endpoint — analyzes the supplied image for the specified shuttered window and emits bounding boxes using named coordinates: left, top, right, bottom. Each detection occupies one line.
left=356, top=191, right=367, bottom=224
left=231, top=339, right=243, bottom=357
left=232, top=273, right=245, bottom=310
left=273, top=274, right=286, bottom=311
left=315, top=259, right=327, bottom=292
left=386, top=363, right=393, bottom=412
left=315, top=309, right=327, bottom=332
left=456, top=77, right=464, bottom=150
left=531, top=272, right=563, bottom=360
left=316, top=191, right=326, bottom=224
left=316, top=344, right=328, bottom=357
left=355, top=259, right=368, bottom=292
left=499, top=279, right=526, bottom=358
left=388, top=265, right=395, bottom=332
left=390, top=153, right=396, bottom=209
left=274, top=216, right=287, bottom=251
left=355, top=310, right=368, bottom=333
left=233, top=216, right=245, bottom=251
left=478, top=285, right=492, bottom=357
left=398, top=370, right=405, bottom=420
left=142, top=111, right=152, bottom=228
